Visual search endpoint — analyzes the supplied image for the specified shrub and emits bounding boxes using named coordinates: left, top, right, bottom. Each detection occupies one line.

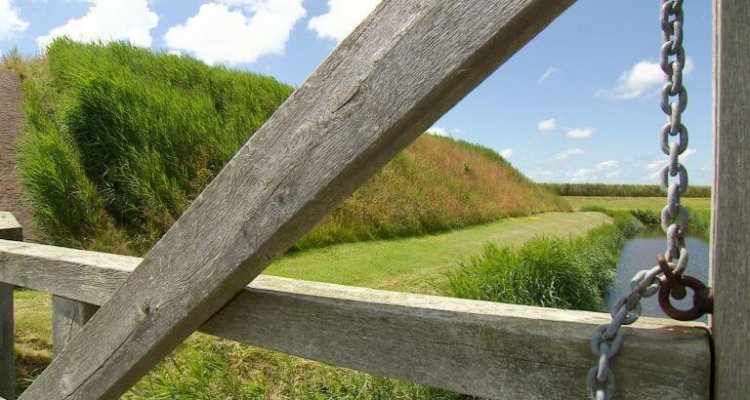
left=447, top=213, right=639, bottom=311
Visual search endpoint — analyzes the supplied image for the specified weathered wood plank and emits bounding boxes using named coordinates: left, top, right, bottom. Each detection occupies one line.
left=0, top=240, right=711, bottom=399
left=52, top=297, right=98, bottom=356
left=0, top=283, right=13, bottom=400
left=0, top=212, right=21, bottom=400
left=20, top=1, right=578, bottom=399
left=712, top=0, right=750, bottom=397
left=0, top=212, right=22, bottom=242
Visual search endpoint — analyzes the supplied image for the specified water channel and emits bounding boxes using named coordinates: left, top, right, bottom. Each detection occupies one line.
left=607, top=230, right=710, bottom=321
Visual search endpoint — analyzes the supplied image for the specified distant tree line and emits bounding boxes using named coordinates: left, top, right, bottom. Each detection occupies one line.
left=541, top=183, right=711, bottom=198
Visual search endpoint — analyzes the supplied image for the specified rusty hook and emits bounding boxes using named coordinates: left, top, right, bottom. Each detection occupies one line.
left=657, top=255, right=713, bottom=321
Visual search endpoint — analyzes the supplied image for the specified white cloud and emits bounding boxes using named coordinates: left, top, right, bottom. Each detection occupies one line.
left=647, top=168, right=664, bottom=181
left=646, top=148, right=697, bottom=170
left=308, top=0, right=380, bottom=42
left=566, top=127, right=594, bottom=139
left=164, top=0, right=306, bottom=65
left=569, top=168, right=597, bottom=182
left=555, top=148, right=585, bottom=161
left=646, top=158, right=664, bottom=171
left=37, top=0, right=158, bottom=48
left=644, top=148, right=698, bottom=180
left=681, top=148, right=697, bottom=161
left=599, top=58, right=695, bottom=100
left=537, top=118, right=556, bottom=133
left=0, top=0, right=28, bottom=40
left=538, top=67, right=560, bottom=83
left=500, top=148, right=513, bottom=158
left=427, top=126, right=448, bottom=137
left=596, top=160, right=619, bottom=170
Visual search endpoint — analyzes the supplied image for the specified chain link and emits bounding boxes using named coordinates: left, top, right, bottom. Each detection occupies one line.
left=587, top=1, right=691, bottom=398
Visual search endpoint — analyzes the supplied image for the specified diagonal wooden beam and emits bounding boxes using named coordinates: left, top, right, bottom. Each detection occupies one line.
left=20, top=1, right=576, bottom=398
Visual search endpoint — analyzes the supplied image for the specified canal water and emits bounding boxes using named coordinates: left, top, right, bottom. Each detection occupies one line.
left=606, top=231, right=710, bottom=321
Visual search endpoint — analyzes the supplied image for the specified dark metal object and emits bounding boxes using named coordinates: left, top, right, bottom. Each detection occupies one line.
left=657, top=255, right=713, bottom=321
left=588, top=1, right=709, bottom=397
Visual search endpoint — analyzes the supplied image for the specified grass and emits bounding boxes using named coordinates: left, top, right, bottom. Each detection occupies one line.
left=12, top=291, right=466, bottom=400
left=125, top=334, right=466, bottom=400
left=269, top=211, right=611, bottom=293
left=542, top=183, right=711, bottom=198
left=7, top=40, right=566, bottom=255
left=446, top=212, right=640, bottom=311
left=296, top=135, right=567, bottom=250
left=565, top=196, right=711, bottom=212
left=10, top=39, right=292, bottom=253
left=11, top=211, right=611, bottom=398
left=13, top=290, right=52, bottom=391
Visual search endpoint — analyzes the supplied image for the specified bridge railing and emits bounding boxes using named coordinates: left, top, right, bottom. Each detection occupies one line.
left=0, top=215, right=710, bottom=399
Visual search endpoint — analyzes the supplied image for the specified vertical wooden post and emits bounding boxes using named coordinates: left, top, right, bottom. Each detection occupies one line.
left=0, top=284, right=13, bottom=400
left=52, top=297, right=97, bottom=356
left=0, top=212, right=22, bottom=400
left=712, top=0, right=750, bottom=398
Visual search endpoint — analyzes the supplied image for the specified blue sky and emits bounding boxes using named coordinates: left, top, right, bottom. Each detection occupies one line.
left=0, top=0, right=714, bottom=185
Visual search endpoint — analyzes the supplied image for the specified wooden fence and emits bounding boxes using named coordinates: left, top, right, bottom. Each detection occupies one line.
left=0, top=0, right=747, bottom=398
left=0, top=222, right=710, bottom=399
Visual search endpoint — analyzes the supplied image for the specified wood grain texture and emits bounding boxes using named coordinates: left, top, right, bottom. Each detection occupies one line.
left=0, top=240, right=711, bottom=399
left=0, top=283, right=13, bottom=400
left=52, top=297, right=98, bottom=356
left=18, top=1, right=578, bottom=399
left=0, top=213, right=21, bottom=400
left=711, top=0, right=750, bottom=397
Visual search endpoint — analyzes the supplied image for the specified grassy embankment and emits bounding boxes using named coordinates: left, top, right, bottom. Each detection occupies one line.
left=5, top=40, right=565, bottom=256
left=4, top=42, right=578, bottom=398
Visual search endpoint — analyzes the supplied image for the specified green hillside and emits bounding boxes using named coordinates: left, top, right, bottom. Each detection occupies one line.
left=8, top=40, right=567, bottom=254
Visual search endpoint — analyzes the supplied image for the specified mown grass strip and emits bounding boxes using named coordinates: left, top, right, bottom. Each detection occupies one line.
left=268, top=211, right=611, bottom=293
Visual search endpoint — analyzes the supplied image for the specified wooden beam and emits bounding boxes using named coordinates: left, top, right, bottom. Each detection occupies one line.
left=711, top=0, right=750, bottom=397
left=19, top=1, right=578, bottom=398
left=0, top=240, right=710, bottom=399
left=52, top=297, right=97, bottom=356
left=0, top=212, right=22, bottom=242
left=0, top=283, right=13, bottom=400
left=0, top=213, right=21, bottom=400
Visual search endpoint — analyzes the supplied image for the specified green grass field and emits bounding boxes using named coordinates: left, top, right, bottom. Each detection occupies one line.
left=564, top=196, right=711, bottom=212
left=267, top=211, right=611, bottom=293
left=12, top=211, right=611, bottom=398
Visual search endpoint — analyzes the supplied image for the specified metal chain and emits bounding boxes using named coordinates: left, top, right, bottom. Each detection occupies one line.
left=586, top=1, right=690, bottom=398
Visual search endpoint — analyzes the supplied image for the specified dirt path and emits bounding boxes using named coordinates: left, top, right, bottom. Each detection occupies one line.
left=0, top=70, right=40, bottom=242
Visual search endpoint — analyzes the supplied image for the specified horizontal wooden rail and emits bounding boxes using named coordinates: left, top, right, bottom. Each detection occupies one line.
left=0, top=240, right=710, bottom=399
